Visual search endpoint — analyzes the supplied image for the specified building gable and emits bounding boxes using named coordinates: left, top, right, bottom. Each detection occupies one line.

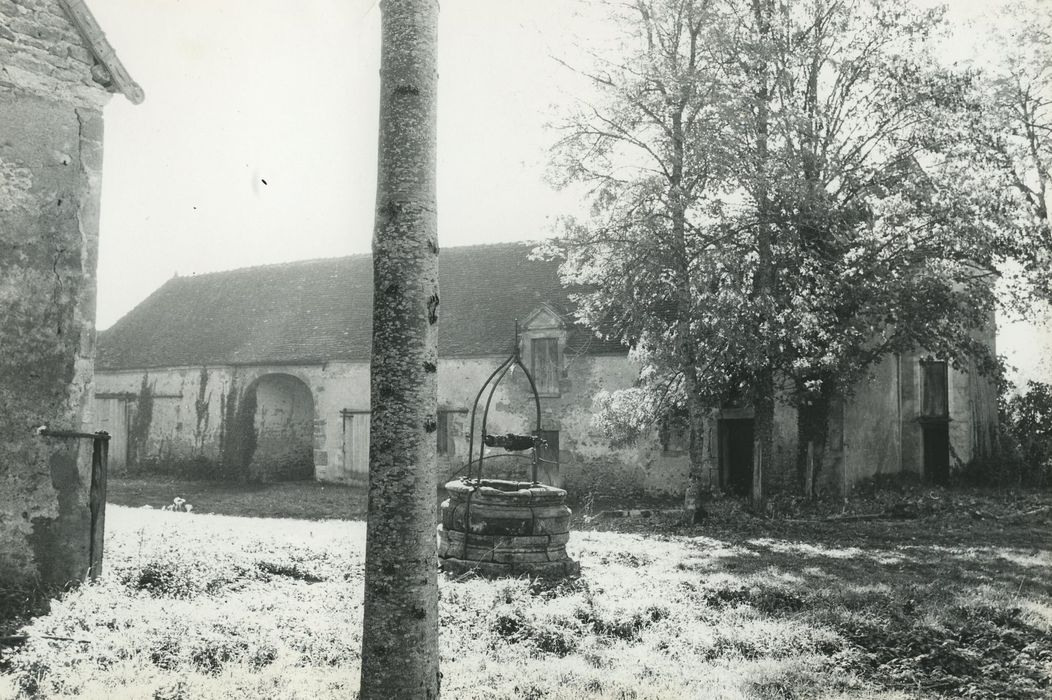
left=0, top=0, right=142, bottom=105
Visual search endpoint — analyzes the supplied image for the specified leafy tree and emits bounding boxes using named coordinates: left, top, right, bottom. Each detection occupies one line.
left=360, top=0, right=440, bottom=698
left=546, top=0, right=757, bottom=518
left=1004, top=380, right=1052, bottom=486
left=972, top=0, right=1052, bottom=299
left=725, top=0, right=1012, bottom=489
left=549, top=0, right=1013, bottom=504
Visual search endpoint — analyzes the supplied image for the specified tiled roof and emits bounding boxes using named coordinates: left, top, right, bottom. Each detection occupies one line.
left=96, top=241, right=624, bottom=370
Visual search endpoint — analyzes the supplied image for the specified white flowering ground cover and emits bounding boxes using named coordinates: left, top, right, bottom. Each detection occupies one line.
left=1, top=491, right=1051, bottom=699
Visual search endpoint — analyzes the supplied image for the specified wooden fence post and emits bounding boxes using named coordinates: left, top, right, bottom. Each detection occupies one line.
left=88, top=433, right=109, bottom=580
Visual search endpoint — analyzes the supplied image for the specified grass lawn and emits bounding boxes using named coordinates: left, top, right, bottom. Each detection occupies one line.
left=0, top=482, right=1050, bottom=699
left=105, top=476, right=369, bottom=520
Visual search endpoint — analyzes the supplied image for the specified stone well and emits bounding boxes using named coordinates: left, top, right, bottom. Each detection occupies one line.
left=438, top=477, right=580, bottom=578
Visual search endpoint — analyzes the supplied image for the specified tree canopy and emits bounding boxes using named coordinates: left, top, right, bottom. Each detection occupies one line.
left=547, top=0, right=1026, bottom=502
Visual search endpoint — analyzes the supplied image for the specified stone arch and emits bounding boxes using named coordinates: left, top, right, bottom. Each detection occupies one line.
left=237, top=372, right=316, bottom=481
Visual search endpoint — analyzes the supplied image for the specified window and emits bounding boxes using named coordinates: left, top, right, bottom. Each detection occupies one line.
left=921, top=360, right=949, bottom=419
left=531, top=337, right=560, bottom=395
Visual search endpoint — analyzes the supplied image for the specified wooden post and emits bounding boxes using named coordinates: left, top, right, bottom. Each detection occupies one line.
left=804, top=440, right=814, bottom=500
left=88, top=433, right=109, bottom=580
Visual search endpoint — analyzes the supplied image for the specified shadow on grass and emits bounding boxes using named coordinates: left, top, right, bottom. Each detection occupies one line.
left=662, top=515, right=1052, bottom=697
left=107, top=476, right=368, bottom=520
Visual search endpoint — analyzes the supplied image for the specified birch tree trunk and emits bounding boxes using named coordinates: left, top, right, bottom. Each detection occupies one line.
left=360, top=1, right=440, bottom=697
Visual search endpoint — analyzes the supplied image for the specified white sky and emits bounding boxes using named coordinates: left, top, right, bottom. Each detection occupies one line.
left=90, top=0, right=587, bottom=330
left=88, top=0, right=1049, bottom=385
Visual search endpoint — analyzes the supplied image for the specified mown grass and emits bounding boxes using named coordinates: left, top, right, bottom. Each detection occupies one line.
left=1, top=488, right=1050, bottom=699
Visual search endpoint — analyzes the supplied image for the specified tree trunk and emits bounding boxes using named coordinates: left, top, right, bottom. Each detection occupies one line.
left=750, top=0, right=776, bottom=513
left=683, top=376, right=709, bottom=522
left=751, top=373, right=773, bottom=511
left=360, top=1, right=440, bottom=698
left=795, top=387, right=832, bottom=498
left=668, top=104, right=708, bottom=521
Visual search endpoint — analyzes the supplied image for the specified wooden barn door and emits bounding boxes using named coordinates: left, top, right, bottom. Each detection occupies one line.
left=341, top=410, right=370, bottom=483
left=94, top=396, right=131, bottom=471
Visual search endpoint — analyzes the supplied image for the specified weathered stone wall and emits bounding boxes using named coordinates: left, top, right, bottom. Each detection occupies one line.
left=0, top=0, right=110, bottom=108
left=842, top=354, right=903, bottom=490
left=93, top=353, right=694, bottom=497
left=95, top=343, right=1003, bottom=497
left=92, top=366, right=237, bottom=472
left=0, top=69, right=107, bottom=586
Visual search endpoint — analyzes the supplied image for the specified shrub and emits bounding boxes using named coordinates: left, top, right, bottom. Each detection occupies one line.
left=119, top=555, right=235, bottom=598
left=1005, top=381, right=1052, bottom=487
left=961, top=380, right=1052, bottom=487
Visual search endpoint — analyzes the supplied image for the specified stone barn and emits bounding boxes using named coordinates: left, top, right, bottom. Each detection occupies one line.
left=0, top=0, right=142, bottom=590
left=92, top=241, right=999, bottom=499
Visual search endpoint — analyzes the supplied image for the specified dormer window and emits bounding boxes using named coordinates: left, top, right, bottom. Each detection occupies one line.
left=521, top=304, right=568, bottom=398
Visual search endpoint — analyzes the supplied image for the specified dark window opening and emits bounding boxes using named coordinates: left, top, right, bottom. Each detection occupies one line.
left=530, top=337, right=560, bottom=395
left=921, top=359, right=949, bottom=418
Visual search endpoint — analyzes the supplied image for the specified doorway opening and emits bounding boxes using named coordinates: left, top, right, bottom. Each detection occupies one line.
left=719, top=418, right=754, bottom=496
left=920, top=359, right=950, bottom=485
left=245, top=373, right=315, bottom=481
left=922, top=421, right=950, bottom=485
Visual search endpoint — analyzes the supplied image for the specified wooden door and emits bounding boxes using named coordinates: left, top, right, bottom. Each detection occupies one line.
left=341, top=411, right=370, bottom=482
left=94, top=397, right=130, bottom=471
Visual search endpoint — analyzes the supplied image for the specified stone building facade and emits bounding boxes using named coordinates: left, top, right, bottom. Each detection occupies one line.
left=0, top=0, right=141, bottom=589
left=93, top=242, right=999, bottom=500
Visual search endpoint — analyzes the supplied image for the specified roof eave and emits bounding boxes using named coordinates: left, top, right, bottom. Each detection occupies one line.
left=58, top=0, right=145, bottom=105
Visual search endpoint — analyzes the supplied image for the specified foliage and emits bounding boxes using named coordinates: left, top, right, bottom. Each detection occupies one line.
left=547, top=0, right=1019, bottom=497
left=970, top=0, right=1052, bottom=301
left=994, top=381, right=1052, bottom=487
left=589, top=386, right=660, bottom=447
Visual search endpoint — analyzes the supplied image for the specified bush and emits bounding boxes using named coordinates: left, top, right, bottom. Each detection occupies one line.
left=1005, top=381, right=1052, bottom=487
left=962, top=381, right=1052, bottom=488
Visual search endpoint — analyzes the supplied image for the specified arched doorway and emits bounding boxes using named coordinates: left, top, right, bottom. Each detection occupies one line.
left=244, top=373, right=315, bottom=481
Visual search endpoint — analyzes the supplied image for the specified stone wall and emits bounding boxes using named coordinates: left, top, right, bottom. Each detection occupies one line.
left=0, top=1, right=110, bottom=588
left=0, top=0, right=110, bottom=108
left=93, top=353, right=695, bottom=497
left=94, top=342, right=1004, bottom=498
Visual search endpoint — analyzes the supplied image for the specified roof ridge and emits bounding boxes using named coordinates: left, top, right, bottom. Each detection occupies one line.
left=170, top=240, right=543, bottom=280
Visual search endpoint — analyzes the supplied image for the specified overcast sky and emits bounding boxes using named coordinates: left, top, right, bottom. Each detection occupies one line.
left=87, top=0, right=1048, bottom=384
left=89, top=0, right=591, bottom=329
